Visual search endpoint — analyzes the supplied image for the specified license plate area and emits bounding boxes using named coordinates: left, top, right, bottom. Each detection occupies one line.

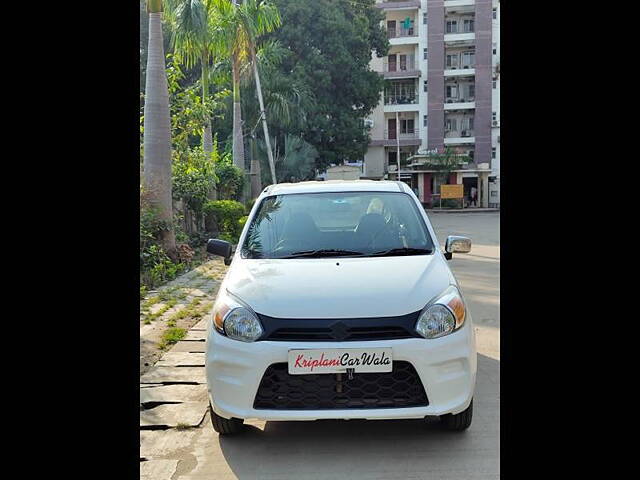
left=288, top=348, right=393, bottom=375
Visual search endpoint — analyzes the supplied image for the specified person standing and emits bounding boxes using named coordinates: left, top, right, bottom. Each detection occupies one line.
left=470, top=186, right=478, bottom=207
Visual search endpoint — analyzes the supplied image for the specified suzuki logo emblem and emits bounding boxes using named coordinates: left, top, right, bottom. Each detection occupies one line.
left=329, top=321, right=349, bottom=341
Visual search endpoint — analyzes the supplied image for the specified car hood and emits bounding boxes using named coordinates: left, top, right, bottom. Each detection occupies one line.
left=223, top=255, right=455, bottom=318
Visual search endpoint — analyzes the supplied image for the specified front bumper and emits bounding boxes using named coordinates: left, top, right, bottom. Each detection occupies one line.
left=205, top=319, right=476, bottom=421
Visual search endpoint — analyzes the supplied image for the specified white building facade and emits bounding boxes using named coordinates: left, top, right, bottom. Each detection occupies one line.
left=363, top=0, right=500, bottom=208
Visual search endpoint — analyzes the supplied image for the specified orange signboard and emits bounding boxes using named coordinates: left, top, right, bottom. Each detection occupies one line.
left=440, top=184, right=464, bottom=199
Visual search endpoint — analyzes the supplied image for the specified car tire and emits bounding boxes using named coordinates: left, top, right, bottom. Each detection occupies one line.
left=440, top=399, right=473, bottom=431
left=209, top=403, right=244, bottom=435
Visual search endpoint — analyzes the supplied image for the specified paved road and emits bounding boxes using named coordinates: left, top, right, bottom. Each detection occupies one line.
left=143, top=213, right=500, bottom=480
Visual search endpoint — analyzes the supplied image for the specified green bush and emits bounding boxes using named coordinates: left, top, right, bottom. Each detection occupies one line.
left=215, top=162, right=245, bottom=201
left=204, top=200, right=246, bottom=243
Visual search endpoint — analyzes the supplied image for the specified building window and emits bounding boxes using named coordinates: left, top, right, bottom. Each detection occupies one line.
left=461, top=51, right=475, bottom=68
left=423, top=115, right=428, bottom=127
left=423, top=12, right=427, bottom=24
left=493, top=80, right=497, bottom=89
left=463, top=19, right=474, bottom=33
left=492, top=111, right=497, bottom=122
left=446, top=54, right=459, bottom=68
left=400, top=118, right=415, bottom=134
left=446, top=85, right=458, bottom=99
left=493, top=8, right=497, bottom=20
left=492, top=147, right=496, bottom=159
left=446, top=20, right=457, bottom=34
left=493, top=43, right=497, bottom=55
left=423, top=80, right=428, bottom=92
left=423, top=48, right=428, bottom=60
left=468, top=84, right=475, bottom=99
left=445, top=118, right=457, bottom=132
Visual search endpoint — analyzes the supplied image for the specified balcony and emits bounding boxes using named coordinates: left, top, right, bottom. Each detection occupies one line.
left=445, top=129, right=474, bottom=138
left=444, top=0, right=475, bottom=6
left=444, top=68, right=475, bottom=77
left=444, top=129, right=475, bottom=145
left=384, top=91, right=419, bottom=106
left=444, top=96, right=475, bottom=110
left=376, top=1, right=421, bottom=10
left=382, top=57, right=421, bottom=79
left=387, top=26, right=418, bottom=40
left=370, top=130, right=421, bottom=147
left=445, top=24, right=475, bottom=34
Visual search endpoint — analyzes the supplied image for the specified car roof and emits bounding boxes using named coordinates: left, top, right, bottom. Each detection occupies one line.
left=262, top=180, right=409, bottom=196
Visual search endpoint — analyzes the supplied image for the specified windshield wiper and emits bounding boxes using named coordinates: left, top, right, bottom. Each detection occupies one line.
left=369, top=247, right=433, bottom=257
left=282, top=249, right=365, bottom=258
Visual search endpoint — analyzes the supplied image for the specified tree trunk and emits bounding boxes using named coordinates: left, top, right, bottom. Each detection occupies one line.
left=201, top=60, right=217, bottom=201
left=250, top=136, right=262, bottom=199
left=251, top=46, right=277, bottom=185
left=143, top=9, right=176, bottom=253
left=232, top=58, right=245, bottom=172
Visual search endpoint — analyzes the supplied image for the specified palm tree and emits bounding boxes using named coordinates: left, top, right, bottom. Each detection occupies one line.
left=143, top=0, right=176, bottom=253
left=212, top=0, right=281, bottom=184
left=165, top=0, right=222, bottom=200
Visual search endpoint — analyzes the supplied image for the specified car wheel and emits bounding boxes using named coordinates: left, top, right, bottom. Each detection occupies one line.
left=209, top=403, right=244, bottom=435
left=440, top=399, right=473, bottom=431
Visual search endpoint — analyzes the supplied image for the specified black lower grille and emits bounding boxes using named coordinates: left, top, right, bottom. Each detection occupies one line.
left=256, top=311, right=422, bottom=341
left=253, top=361, right=429, bottom=410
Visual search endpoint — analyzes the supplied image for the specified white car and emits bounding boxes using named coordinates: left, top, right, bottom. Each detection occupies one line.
left=205, top=180, right=476, bottom=435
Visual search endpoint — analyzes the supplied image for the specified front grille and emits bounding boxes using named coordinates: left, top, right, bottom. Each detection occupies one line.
left=253, top=361, right=429, bottom=410
left=256, top=311, right=422, bottom=342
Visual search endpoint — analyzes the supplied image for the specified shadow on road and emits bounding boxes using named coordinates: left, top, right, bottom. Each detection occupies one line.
left=217, top=354, right=499, bottom=479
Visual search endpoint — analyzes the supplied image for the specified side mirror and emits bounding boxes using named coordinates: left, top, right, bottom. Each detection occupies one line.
left=444, top=235, right=471, bottom=260
left=207, top=239, right=232, bottom=263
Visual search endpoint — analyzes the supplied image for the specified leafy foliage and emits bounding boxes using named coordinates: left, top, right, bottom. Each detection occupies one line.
left=257, top=134, right=318, bottom=183
left=204, top=200, right=247, bottom=243
left=264, top=0, right=388, bottom=171
left=213, top=149, right=246, bottom=200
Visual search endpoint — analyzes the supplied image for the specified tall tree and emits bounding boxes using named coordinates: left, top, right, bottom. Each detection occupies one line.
left=267, top=0, right=388, bottom=172
left=212, top=0, right=281, bottom=181
left=143, top=0, right=176, bottom=253
left=164, top=0, right=218, bottom=153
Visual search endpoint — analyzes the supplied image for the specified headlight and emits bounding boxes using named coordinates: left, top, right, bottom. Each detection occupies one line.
left=212, top=289, right=263, bottom=342
left=415, top=285, right=466, bottom=339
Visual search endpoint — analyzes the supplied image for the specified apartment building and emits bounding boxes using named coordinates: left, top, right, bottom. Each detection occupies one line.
left=363, top=0, right=500, bottom=208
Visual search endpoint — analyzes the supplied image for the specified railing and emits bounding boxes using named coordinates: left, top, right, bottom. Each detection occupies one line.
left=384, top=130, right=420, bottom=140
left=445, top=25, right=475, bottom=34
left=383, top=57, right=416, bottom=72
left=384, top=91, right=419, bottom=105
left=445, top=96, right=475, bottom=103
left=445, top=129, right=474, bottom=138
left=387, top=26, right=417, bottom=39
left=377, top=1, right=421, bottom=10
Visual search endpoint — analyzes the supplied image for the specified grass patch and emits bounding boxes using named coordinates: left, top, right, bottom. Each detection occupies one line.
left=141, top=298, right=178, bottom=324
left=159, top=327, right=186, bottom=350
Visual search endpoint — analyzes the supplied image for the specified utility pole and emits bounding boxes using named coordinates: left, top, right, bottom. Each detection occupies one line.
left=396, top=111, right=401, bottom=182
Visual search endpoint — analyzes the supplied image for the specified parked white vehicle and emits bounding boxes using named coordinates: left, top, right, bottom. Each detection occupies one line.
left=205, top=180, right=476, bottom=435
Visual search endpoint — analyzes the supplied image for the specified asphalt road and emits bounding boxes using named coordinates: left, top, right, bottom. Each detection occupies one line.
left=172, top=212, right=500, bottom=480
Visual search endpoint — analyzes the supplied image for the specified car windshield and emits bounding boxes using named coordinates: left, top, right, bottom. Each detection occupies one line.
left=241, top=192, right=434, bottom=259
